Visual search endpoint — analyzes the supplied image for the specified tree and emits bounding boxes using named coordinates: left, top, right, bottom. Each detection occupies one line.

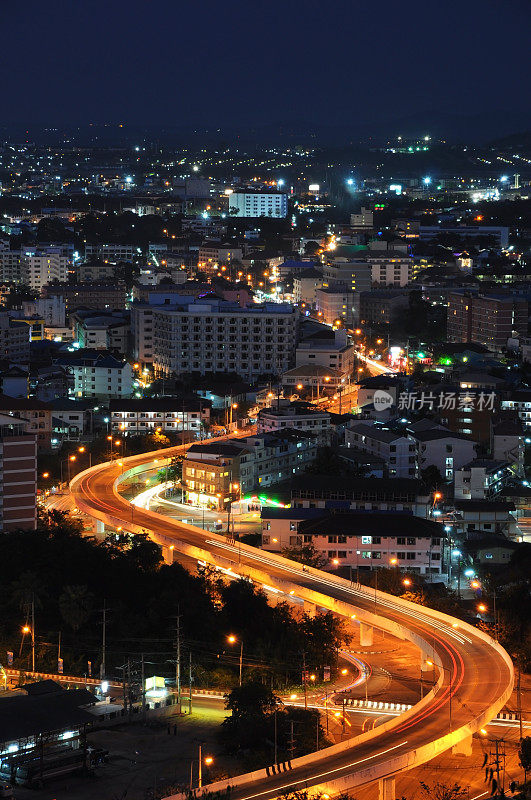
left=281, top=543, right=329, bottom=569
left=420, top=465, right=443, bottom=491
left=419, top=781, right=468, bottom=800
left=59, top=585, right=93, bottom=633
left=519, top=737, right=531, bottom=782
left=225, top=680, right=280, bottom=720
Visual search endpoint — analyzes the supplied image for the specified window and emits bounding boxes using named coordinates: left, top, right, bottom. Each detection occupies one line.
left=407, top=537, right=415, bottom=545
left=397, top=537, right=406, bottom=545
left=406, top=552, right=416, bottom=560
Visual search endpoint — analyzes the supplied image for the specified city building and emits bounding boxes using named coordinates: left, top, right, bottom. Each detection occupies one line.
left=295, top=328, right=355, bottom=374
left=0, top=412, right=37, bottom=530
left=84, top=243, right=138, bottom=262
left=229, top=191, right=287, bottom=218
left=42, top=283, right=127, bottom=312
left=53, top=350, right=133, bottom=399
left=263, top=511, right=444, bottom=576
left=289, top=474, right=431, bottom=517
left=447, top=291, right=528, bottom=351
left=293, top=268, right=322, bottom=306
left=367, top=251, right=413, bottom=286
left=71, top=310, right=130, bottom=354
left=76, top=259, right=116, bottom=282
left=26, top=248, right=68, bottom=291
left=108, top=397, right=211, bottom=437
left=322, top=259, right=372, bottom=294
left=282, top=364, right=349, bottom=393
left=453, top=459, right=513, bottom=501
left=359, top=289, right=410, bottom=327
left=197, top=242, right=243, bottom=275
left=22, top=296, right=66, bottom=327
left=315, top=288, right=356, bottom=326
left=257, top=402, right=331, bottom=443
left=151, top=298, right=298, bottom=379
left=346, top=421, right=418, bottom=478
left=0, top=394, right=53, bottom=452
left=411, top=428, right=477, bottom=481
left=0, top=313, right=30, bottom=362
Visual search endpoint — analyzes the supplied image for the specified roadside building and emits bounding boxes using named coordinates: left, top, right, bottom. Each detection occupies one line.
left=109, top=397, right=210, bottom=437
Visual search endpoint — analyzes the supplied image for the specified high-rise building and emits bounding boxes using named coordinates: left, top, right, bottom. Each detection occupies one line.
left=447, top=291, right=528, bottom=351
left=151, top=298, right=298, bottom=379
left=0, top=412, right=37, bottom=531
left=229, top=191, right=287, bottom=218
left=26, top=248, right=69, bottom=291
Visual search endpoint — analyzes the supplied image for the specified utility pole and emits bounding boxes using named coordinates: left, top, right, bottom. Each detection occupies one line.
left=31, top=595, right=35, bottom=673
left=303, top=652, right=307, bottom=710
left=175, top=611, right=181, bottom=708
left=288, top=720, right=295, bottom=760
left=141, top=653, right=146, bottom=724
left=517, top=662, right=523, bottom=741
left=274, top=708, right=278, bottom=766
left=188, top=651, right=193, bottom=715
left=101, top=600, right=107, bottom=679
left=127, top=659, right=132, bottom=721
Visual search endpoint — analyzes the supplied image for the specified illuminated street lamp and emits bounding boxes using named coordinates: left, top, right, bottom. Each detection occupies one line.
left=402, top=577, right=411, bottom=587
left=228, top=635, right=243, bottom=686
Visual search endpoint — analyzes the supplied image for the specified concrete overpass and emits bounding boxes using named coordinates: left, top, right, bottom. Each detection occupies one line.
left=70, top=444, right=514, bottom=800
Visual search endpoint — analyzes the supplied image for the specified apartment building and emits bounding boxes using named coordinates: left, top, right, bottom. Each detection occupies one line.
left=229, top=191, right=287, bottom=218
left=293, top=268, right=322, bottom=306
left=76, top=260, right=116, bottom=282
left=257, top=402, right=331, bottom=443
left=262, top=511, right=444, bottom=576
left=54, top=350, right=133, bottom=399
left=410, top=427, right=477, bottom=481
left=295, top=329, right=355, bottom=373
left=454, top=459, right=513, bottom=501
left=84, top=243, right=138, bottom=262
left=322, top=259, right=372, bottom=294
left=26, top=248, right=69, bottom=291
left=315, top=288, right=356, bottom=326
left=71, top=310, right=130, bottom=354
left=0, top=413, right=37, bottom=531
left=368, top=251, right=413, bottom=286
left=0, top=394, right=53, bottom=452
left=182, top=429, right=317, bottom=508
left=359, top=290, right=409, bottom=326
left=346, top=422, right=418, bottom=478
left=42, top=282, right=127, bottom=312
left=197, top=242, right=243, bottom=275
left=0, top=313, right=30, bottom=361
left=109, top=397, right=210, bottom=437
left=289, top=474, right=431, bottom=517
left=152, top=299, right=298, bottom=379
left=447, top=291, right=528, bottom=351
left=0, top=245, right=27, bottom=283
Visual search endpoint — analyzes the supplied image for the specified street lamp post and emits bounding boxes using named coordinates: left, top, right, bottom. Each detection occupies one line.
left=228, top=635, right=243, bottom=686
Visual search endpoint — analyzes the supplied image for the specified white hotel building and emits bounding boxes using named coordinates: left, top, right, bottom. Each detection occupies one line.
left=229, top=191, right=288, bottom=219
left=151, top=298, right=298, bottom=379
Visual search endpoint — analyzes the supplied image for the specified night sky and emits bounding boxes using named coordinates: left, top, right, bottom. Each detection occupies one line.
left=2, top=0, right=530, bottom=136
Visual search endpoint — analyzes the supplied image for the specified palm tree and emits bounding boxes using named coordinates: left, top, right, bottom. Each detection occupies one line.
left=59, top=585, right=94, bottom=633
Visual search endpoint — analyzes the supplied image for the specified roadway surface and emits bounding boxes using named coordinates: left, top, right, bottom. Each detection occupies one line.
left=70, top=443, right=513, bottom=799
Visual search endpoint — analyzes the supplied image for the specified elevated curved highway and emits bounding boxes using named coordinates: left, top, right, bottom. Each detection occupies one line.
left=70, top=444, right=513, bottom=800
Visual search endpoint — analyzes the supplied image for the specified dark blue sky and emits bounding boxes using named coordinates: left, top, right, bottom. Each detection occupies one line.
left=2, top=0, right=530, bottom=136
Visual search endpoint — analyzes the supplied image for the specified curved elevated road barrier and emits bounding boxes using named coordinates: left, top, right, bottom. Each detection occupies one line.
left=70, top=445, right=514, bottom=800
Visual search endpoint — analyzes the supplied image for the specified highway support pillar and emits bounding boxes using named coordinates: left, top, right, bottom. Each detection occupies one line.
left=452, top=734, right=473, bottom=756
left=163, top=546, right=175, bottom=565
left=360, top=622, right=373, bottom=647
left=421, top=658, right=431, bottom=673
left=378, top=776, right=395, bottom=800
left=94, top=519, right=105, bottom=535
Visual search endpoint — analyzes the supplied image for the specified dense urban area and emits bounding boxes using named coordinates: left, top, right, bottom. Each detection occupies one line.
left=0, top=123, right=529, bottom=800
